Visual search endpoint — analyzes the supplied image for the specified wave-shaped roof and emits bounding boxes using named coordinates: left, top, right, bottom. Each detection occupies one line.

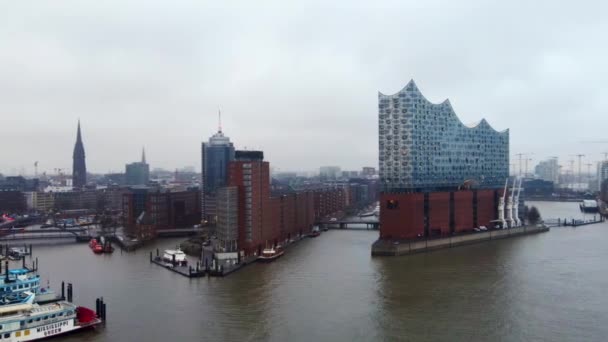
left=379, top=80, right=508, bottom=135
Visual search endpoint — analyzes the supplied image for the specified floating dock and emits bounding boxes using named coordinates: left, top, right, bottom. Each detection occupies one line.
left=149, top=234, right=311, bottom=277
left=149, top=251, right=206, bottom=278
left=371, top=225, right=550, bottom=256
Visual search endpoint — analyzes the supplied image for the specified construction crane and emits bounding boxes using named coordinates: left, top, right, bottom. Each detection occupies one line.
left=572, top=154, right=585, bottom=187
left=514, top=153, right=525, bottom=177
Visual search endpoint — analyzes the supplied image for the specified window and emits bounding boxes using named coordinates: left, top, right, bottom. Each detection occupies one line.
left=3, top=333, right=9, bottom=338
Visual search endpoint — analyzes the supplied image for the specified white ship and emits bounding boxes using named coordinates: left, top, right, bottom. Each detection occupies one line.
left=162, top=248, right=188, bottom=266
left=0, top=296, right=102, bottom=341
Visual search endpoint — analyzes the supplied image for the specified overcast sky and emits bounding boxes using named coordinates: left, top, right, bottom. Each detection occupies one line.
left=1, top=0, right=607, bottom=176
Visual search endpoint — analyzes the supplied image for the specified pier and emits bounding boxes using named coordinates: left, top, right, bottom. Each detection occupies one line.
left=149, top=249, right=206, bottom=278
left=148, top=234, right=310, bottom=277
left=371, top=225, right=550, bottom=256
left=543, top=217, right=605, bottom=227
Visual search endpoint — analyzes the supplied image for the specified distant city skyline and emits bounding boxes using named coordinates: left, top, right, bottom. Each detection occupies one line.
left=1, top=1, right=607, bottom=175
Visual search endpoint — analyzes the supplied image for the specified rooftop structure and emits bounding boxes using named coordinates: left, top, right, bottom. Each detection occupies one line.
left=378, top=80, right=509, bottom=192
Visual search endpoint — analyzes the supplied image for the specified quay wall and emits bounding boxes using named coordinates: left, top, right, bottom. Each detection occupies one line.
left=371, top=225, right=549, bottom=256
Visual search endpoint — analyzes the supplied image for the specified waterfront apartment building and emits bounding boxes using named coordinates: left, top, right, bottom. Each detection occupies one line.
left=228, top=151, right=269, bottom=254
left=201, top=127, right=235, bottom=223
left=378, top=80, right=509, bottom=240
left=216, top=186, right=239, bottom=252
left=227, top=150, right=315, bottom=255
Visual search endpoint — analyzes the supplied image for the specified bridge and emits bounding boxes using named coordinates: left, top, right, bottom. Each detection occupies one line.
left=0, top=226, right=92, bottom=242
left=316, top=218, right=380, bottom=230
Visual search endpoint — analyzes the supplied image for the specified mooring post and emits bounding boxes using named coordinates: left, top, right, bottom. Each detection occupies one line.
left=156, top=248, right=159, bottom=257
left=35, top=257, right=38, bottom=271
left=22, top=256, right=25, bottom=269
left=149, top=251, right=152, bottom=262
left=172, top=254, right=176, bottom=266
left=96, top=298, right=101, bottom=318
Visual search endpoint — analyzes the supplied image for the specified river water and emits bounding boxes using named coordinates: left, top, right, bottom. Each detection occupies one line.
left=19, top=201, right=608, bottom=341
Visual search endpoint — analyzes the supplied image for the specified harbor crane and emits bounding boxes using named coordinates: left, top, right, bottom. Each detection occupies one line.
left=506, top=178, right=515, bottom=227
left=512, top=178, right=523, bottom=227
left=498, top=179, right=508, bottom=228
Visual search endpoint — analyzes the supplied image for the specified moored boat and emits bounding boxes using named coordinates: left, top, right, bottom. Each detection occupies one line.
left=162, top=248, right=187, bottom=266
left=92, top=244, right=103, bottom=254
left=0, top=296, right=104, bottom=341
left=258, top=246, right=284, bottom=262
left=308, top=230, right=321, bottom=238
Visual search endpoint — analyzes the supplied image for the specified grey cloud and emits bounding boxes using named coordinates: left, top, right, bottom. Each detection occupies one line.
left=1, top=0, right=606, bottom=175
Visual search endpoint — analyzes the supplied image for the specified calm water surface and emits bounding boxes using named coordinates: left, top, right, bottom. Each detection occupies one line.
left=21, top=201, right=608, bottom=341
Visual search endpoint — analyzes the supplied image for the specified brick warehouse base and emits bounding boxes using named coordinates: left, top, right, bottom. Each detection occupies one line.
left=379, top=190, right=501, bottom=240
left=371, top=225, right=549, bottom=256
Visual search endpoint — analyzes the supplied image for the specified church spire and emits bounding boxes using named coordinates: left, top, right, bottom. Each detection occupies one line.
left=76, top=119, right=82, bottom=143
left=72, top=119, right=87, bottom=189
left=142, top=147, right=146, bottom=164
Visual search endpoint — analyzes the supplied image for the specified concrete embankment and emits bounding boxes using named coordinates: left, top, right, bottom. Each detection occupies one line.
left=371, top=225, right=550, bottom=256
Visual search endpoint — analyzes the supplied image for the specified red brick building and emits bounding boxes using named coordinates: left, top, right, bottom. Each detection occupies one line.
left=380, top=189, right=499, bottom=240
left=228, top=151, right=315, bottom=255
left=313, top=187, right=346, bottom=220
left=122, top=189, right=201, bottom=233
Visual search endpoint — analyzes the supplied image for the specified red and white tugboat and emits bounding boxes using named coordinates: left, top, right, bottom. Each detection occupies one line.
left=258, top=245, right=284, bottom=262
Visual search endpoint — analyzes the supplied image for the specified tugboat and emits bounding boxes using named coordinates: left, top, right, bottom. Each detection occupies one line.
left=258, top=245, right=285, bottom=262
left=92, top=244, right=103, bottom=254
